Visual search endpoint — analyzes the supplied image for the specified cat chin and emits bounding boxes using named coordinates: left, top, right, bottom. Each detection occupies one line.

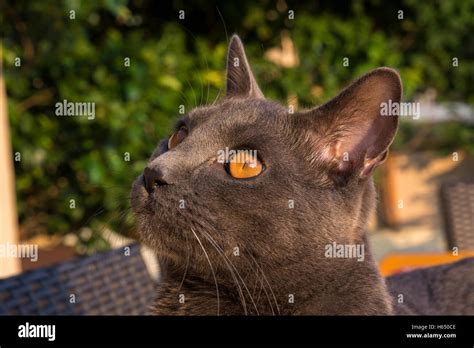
left=145, top=239, right=189, bottom=269
left=136, top=217, right=188, bottom=253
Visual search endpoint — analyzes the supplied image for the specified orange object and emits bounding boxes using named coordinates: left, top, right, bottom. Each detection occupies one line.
left=380, top=252, right=474, bottom=276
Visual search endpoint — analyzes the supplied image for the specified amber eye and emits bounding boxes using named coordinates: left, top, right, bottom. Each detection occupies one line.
left=168, top=126, right=188, bottom=150
left=227, top=151, right=263, bottom=179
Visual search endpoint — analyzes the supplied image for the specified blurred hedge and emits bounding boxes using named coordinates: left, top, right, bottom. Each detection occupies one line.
left=1, top=0, right=473, bottom=251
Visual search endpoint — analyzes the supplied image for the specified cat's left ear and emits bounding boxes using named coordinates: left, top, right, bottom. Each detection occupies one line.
left=294, top=67, right=402, bottom=180
left=225, top=35, right=264, bottom=99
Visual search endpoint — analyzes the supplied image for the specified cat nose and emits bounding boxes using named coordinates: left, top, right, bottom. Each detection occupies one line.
left=143, top=166, right=168, bottom=193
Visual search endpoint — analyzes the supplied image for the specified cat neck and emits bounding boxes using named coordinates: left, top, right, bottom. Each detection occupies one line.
left=154, top=247, right=393, bottom=315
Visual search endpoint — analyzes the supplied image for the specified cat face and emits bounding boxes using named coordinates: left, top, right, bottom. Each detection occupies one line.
left=131, top=35, right=402, bottom=284
left=131, top=98, right=301, bottom=270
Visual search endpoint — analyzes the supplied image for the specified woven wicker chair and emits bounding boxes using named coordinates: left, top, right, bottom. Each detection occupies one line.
left=0, top=243, right=158, bottom=315
left=440, top=181, right=474, bottom=251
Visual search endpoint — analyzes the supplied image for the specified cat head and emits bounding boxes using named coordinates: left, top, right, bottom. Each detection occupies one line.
left=131, top=35, right=402, bottom=290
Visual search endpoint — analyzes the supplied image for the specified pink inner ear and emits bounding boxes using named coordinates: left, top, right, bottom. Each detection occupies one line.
left=360, top=151, right=389, bottom=177
left=324, top=104, right=398, bottom=178
left=297, top=67, right=402, bottom=180
left=325, top=124, right=370, bottom=170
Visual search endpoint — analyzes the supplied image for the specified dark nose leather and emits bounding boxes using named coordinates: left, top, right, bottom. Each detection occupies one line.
left=143, top=166, right=168, bottom=193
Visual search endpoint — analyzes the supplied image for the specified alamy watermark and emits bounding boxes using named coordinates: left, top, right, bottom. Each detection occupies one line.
left=0, top=242, right=38, bottom=262
left=217, top=147, right=258, bottom=164
left=380, top=99, right=420, bottom=120
left=18, top=322, right=55, bottom=341
left=55, top=99, right=95, bottom=120
left=324, top=242, right=365, bottom=262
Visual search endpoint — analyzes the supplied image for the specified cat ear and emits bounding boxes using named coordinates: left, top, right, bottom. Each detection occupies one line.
left=225, top=35, right=264, bottom=99
left=296, top=68, right=402, bottom=180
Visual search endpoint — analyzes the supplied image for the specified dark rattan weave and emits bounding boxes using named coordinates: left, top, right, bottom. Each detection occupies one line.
left=0, top=243, right=157, bottom=315
left=440, top=181, right=474, bottom=251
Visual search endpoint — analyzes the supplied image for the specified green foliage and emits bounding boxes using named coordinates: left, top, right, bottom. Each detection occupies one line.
left=1, top=0, right=473, bottom=250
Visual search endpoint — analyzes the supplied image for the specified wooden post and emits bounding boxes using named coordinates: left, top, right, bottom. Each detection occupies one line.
left=0, top=41, right=21, bottom=277
left=381, top=153, right=401, bottom=228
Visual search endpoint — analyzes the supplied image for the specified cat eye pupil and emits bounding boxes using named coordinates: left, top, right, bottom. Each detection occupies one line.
left=226, top=151, right=263, bottom=179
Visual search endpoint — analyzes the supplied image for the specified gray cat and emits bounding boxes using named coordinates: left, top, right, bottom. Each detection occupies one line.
left=130, top=35, right=474, bottom=315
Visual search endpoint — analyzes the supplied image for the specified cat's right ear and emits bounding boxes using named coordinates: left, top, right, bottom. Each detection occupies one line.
left=293, top=68, right=402, bottom=182
left=225, top=35, right=264, bottom=99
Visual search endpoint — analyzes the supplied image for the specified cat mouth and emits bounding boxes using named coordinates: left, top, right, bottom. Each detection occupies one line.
left=130, top=174, right=151, bottom=212
left=131, top=173, right=176, bottom=217
left=133, top=174, right=147, bottom=194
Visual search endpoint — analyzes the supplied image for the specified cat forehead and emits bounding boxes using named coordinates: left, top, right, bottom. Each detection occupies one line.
left=186, top=98, right=288, bottom=128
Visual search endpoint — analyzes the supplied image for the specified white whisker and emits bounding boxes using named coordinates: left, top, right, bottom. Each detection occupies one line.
left=200, top=230, right=248, bottom=315
left=249, top=254, right=280, bottom=315
left=178, top=231, right=191, bottom=291
left=190, top=228, right=220, bottom=315
left=201, top=230, right=260, bottom=315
